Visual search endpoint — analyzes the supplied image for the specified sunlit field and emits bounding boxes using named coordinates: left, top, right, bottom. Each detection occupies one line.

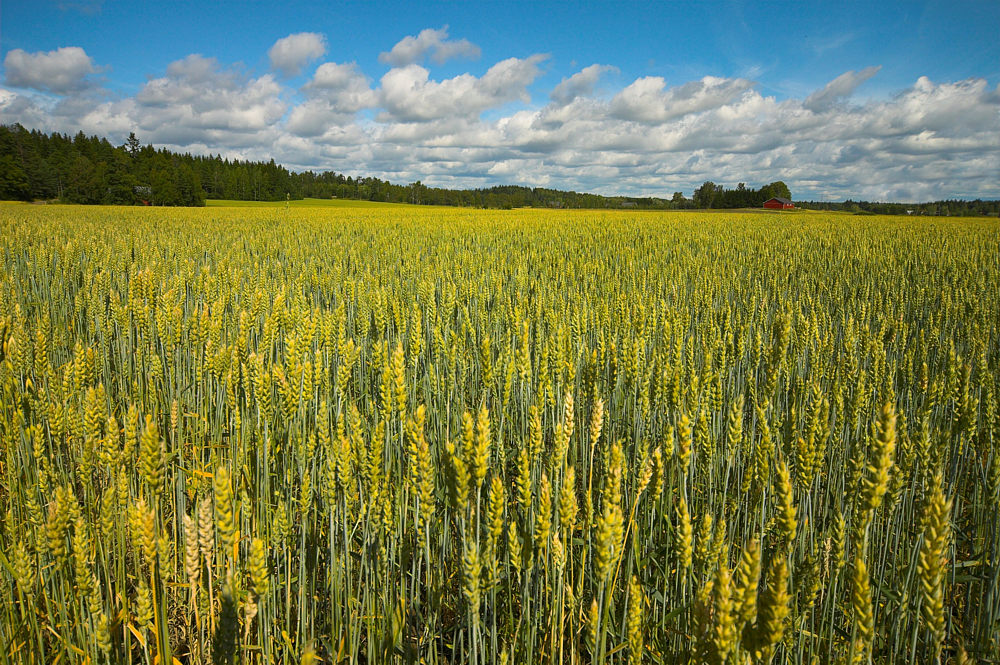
left=1, top=203, right=998, bottom=664
left=205, top=198, right=418, bottom=209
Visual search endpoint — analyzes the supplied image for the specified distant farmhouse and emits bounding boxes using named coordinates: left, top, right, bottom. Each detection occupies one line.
left=763, top=197, right=794, bottom=210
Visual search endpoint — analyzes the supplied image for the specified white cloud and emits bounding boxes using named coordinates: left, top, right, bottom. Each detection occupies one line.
left=3, top=46, right=97, bottom=93
left=378, top=26, right=481, bottom=66
left=122, top=54, right=286, bottom=148
left=303, top=62, right=375, bottom=111
left=808, top=32, right=856, bottom=56
left=804, top=66, right=881, bottom=111
left=378, top=55, right=546, bottom=122
left=610, top=75, right=755, bottom=123
left=0, top=87, right=50, bottom=127
left=1, top=44, right=997, bottom=201
left=550, top=64, right=617, bottom=104
left=286, top=62, right=376, bottom=138
left=285, top=100, right=343, bottom=137
left=308, top=62, right=364, bottom=90
left=268, top=32, right=327, bottom=77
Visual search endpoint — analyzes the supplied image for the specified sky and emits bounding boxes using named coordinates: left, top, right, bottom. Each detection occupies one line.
left=1, top=0, right=998, bottom=201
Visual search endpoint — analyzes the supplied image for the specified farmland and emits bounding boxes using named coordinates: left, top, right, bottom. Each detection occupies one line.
left=1, top=203, right=998, bottom=663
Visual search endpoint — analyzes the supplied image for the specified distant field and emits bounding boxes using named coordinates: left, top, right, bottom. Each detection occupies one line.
left=1, top=203, right=997, bottom=664
left=206, top=197, right=418, bottom=208
left=3, top=198, right=847, bottom=215
left=204, top=197, right=827, bottom=213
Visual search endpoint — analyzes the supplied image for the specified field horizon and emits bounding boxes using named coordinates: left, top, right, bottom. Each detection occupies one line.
left=2, top=197, right=896, bottom=217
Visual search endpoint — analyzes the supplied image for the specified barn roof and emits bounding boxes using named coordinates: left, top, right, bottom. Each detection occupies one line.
left=766, top=197, right=793, bottom=205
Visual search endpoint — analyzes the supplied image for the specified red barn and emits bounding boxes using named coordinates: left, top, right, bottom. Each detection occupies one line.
left=764, top=197, right=794, bottom=209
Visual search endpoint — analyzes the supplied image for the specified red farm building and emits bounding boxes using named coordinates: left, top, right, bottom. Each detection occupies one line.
left=763, top=197, right=794, bottom=210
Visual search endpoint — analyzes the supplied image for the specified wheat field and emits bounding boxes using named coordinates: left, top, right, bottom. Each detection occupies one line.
left=0, top=203, right=998, bottom=664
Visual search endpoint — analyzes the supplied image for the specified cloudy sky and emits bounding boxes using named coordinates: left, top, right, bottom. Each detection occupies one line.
left=2, top=0, right=998, bottom=201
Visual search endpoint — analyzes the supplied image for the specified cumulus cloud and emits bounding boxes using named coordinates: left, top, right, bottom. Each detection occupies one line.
left=3, top=47, right=98, bottom=93
left=804, top=66, right=881, bottom=111
left=268, top=32, right=327, bottom=77
left=378, top=55, right=546, bottom=122
left=550, top=64, right=617, bottom=104
left=102, top=54, right=287, bottom=149
left=379, top=26, right=481, bottom=66
left=304, top=62, right=375, bottom=110
left=0, top=87, right=49, bottom=127
left=286, top=62, right=377, bottom=138
left=610, top=75, right=755, bottom=123
left=1, top=43, right=997, bottom=201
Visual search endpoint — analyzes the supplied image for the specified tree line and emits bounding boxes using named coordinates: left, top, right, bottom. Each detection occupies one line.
left=0, top=125, right=790, bottom=210
left=691, top=181, right=793, bottom=208
left=1, top=125, right=207, bottom=206
left=0, top=125, right=688, bottom=208
left=797, top=198, right=1000, bottom=217
left=0, top=125, right=796, bottom=210
left=2, top=124, right=995, bottom=214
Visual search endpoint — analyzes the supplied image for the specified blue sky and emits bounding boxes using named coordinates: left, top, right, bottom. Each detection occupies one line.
left=2, top=0, right=998, bottom=200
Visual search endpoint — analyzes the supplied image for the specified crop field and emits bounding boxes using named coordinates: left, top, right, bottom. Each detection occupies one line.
left=0, top=203, right=998, bottom=664
left=204, top=198, right=414, bottom=209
